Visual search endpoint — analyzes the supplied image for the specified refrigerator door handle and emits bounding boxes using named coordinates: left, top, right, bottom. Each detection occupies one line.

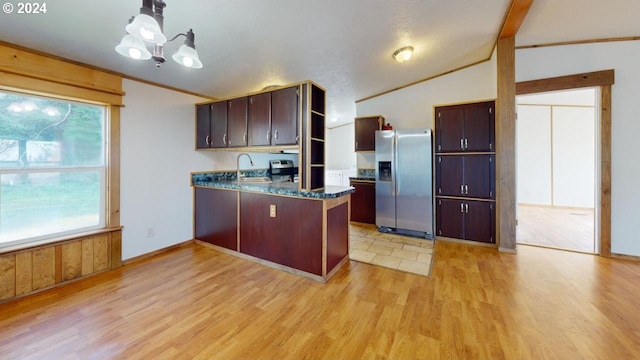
left=394, top=134, right=398, bottom=196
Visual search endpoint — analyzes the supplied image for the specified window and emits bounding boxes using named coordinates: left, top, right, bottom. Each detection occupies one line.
left=0, top=90, right=106, bottom=248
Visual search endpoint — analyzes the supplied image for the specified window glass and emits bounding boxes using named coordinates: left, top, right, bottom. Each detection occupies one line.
left=0, top=91, right=106, bottom=247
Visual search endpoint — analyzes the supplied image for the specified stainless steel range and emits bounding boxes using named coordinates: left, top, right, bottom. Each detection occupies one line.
left=270, top=159, right=295, bottom=182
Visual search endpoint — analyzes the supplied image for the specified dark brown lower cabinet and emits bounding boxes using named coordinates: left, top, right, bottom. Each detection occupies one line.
left=327, top=202, right=349, bottom=271
left=240, top=192, right=323, bottom=275
left=194, top=187, right=238, bottom=250
left=436, top=198, right=495, bottom=243
left=350, top=180, right=376, bottom=224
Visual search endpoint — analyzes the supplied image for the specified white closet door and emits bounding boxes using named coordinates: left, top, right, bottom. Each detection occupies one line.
left=552, top=106, right=595, bottom=207
left=517, top=105, right=552, bottom=205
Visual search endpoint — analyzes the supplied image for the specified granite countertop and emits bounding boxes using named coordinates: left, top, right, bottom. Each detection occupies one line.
left=192, top=172, right=354, bottom=199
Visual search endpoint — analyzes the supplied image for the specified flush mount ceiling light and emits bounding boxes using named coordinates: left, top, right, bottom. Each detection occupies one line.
left=115, top=0, right=203, bottom=69
left=393, top=46, right=414, bottom=63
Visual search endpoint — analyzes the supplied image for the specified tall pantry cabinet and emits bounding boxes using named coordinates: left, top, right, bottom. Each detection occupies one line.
left=435, top=100, right=496, bottom=243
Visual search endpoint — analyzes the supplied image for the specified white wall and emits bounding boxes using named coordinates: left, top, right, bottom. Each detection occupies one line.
left=353, top=52, right=498, bottom=170
left=120, top=79, right=211, bottom=260
left=516, top=40, right=640, bottom=256
left=325, top=123, right=356, bottom=171
left=356, top=52, right=498, bottom=128
left=120, top=79, right=299, bottom=260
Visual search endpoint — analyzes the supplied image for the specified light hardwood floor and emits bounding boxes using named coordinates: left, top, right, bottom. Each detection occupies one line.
left=517, top=204, right=595, bottom=253
left=1, top=239, right=640, bottom=359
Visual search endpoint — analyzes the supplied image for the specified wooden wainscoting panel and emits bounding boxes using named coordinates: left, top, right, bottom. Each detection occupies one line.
left=32, top=247, right=55, bottom=290
left=61, top=241, right=82, bottom=281
left=81, top=238, right=94, bottom=276
left=94, top=234, right=110, bottom=272
left=0, top=254, right=16, bottom=300
left=15, top=252, right=33, bottom=296
left=0, top=228, right=122, bottom=303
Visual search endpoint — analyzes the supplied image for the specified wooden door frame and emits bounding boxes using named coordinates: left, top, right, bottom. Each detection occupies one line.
left=515, top=70, right=614, bottom=257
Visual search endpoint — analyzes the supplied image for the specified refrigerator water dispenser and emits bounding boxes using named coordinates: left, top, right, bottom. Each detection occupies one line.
left=378, top=161, right=392, bottom=181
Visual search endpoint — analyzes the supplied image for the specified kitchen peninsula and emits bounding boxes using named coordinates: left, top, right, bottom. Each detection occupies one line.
left=192, top=172, right=354, bottom=282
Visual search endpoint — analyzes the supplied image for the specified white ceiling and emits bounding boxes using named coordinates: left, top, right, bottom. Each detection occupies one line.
left=0, top=0, right=638, bottom=127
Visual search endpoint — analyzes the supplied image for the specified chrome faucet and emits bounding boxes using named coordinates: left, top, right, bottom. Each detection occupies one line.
left=236, top=153, right=254, bottom=181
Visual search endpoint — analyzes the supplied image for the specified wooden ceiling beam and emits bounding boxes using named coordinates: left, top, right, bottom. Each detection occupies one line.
left=499, top=0, right=534, bottom=39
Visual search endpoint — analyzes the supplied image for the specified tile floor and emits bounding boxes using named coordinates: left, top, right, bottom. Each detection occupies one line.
left=349, top=222, right=434, bottom=277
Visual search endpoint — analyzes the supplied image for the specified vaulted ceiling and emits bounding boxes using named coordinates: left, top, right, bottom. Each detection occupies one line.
left=0, top=0, right=637, bottom=127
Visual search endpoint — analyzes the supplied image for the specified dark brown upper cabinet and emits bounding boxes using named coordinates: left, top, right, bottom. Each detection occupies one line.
left=227, top=97, right=248, bottom=147
left=435, top=101, right=494, bottom=153
left=196, top=102, right=229, bottom=149
left=196, top=104, right=211, bottom=149
left=354, top=115, right=383, bottom=152
left=248, top=92, right=271, bottom=146
left=210, top=101, right=229, bottom=148
left=271, top=86, right=299, bottom=145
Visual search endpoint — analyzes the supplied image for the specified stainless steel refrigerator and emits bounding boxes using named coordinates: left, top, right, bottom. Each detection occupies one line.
left=375, top=129, right=434, bottom=239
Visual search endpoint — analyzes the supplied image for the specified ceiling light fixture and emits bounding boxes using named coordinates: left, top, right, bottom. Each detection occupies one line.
left=393, top=46, right=414, bottom=63
left=115, top=0, right=202, bottom=69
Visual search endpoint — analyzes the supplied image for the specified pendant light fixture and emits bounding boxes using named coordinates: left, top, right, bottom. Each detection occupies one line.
left=115, top=0, right=202, bottom=69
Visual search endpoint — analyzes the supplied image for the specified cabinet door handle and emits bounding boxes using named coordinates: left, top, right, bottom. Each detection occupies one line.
left=274, top=129, right=279, bottom=141
left=243, top=132, right=247, bottom=144
left=205, top=135, right=210, bottom=145
left=460, top=184, right=464, bottom=195
left=464, top=138, right=468, bottom=149
left=223, top=134, right=227, bottom=145
left=460, top=203, right=464, bottom=213
left=464, top=184, right=468, bottom=195
left=355, top=141, right=359, bottom=150
left=266, top=130, right=271, bottom=142
left=460, top=139, right=464, bottom=149
left=296, top=135, right=299, bottom=143
left=465, top=203, right=469, bottom=213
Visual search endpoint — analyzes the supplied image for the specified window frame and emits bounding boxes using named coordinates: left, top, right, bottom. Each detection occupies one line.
left=0, top=90, right=110, bottom=249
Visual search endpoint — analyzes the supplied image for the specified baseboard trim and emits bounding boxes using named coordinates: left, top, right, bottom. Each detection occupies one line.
left=436, top=236, right=499, bottom=249
left=122, top=240, right=194, bottom=266
left=611, top=253, right=640, bottom=262
left=498, top=247, right=518, bottom=254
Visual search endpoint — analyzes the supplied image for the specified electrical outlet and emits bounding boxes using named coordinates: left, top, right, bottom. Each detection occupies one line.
left=146, top=227, right=155, bottom=238
left=269, top=204, right=276, bottom=218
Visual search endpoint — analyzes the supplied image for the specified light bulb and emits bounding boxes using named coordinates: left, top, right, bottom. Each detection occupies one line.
left=128, top=48, right=142, bottom=59
left=139, top=27, right=155, bottom=41
left=182, top=56, right=194, bottom=67
left=396, top=50, right=411, bottom=62
left=393, top=46, right=414, bottom=63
